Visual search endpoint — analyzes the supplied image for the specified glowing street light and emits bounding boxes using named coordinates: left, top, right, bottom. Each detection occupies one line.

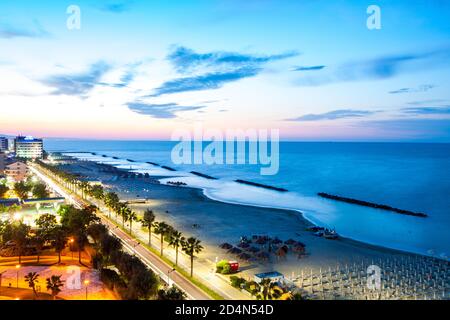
left=69, top=238, right=74, bottom=261
left=84, top=279, right=90, bottom=300
left=15, top=264, right=21, bottom=288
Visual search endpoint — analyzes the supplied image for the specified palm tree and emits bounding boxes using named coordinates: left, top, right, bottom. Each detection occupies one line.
left=51, top=226, right=67, bottom=264
left=141, top=209, right=155, bottom=246
left=128, top=211, right=138, bottom=235
left=168, top=230, right=185, bottom=266
left=182, top=237, right=203, bottom=277
left=119, top=204, right=130, bottom=227
left=153, top=222, right=170, bottom=257
left=46, top=275, right=64, bottom=300
left=79, top=181, right=89, bottom=199
left=259, top=278, right=281, bottom=300
left=24, top=272, right=39, bottom=299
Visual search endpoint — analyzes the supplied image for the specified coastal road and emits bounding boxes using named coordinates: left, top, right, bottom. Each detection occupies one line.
left=29, top=164, right=212, bottom=300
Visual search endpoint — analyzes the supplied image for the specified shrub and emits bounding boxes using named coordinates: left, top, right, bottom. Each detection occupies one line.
left=221, top=263, right=232, bottom=274
left=230, top=276, right=246, bottom=288
left=215, top=259, right=229, bottom=273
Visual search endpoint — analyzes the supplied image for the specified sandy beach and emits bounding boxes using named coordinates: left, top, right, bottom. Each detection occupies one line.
left=58, top=159, right=449, bottom=299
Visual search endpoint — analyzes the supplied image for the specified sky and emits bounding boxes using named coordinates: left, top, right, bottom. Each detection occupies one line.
left=0, top=0, right=450, bottom=141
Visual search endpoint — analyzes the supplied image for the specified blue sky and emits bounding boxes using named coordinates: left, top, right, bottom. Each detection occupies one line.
left=0, top=0, right=449, bottom=141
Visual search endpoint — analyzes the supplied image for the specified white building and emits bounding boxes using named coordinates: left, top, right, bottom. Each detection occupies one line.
left=15, top=136, right=44, bottom=159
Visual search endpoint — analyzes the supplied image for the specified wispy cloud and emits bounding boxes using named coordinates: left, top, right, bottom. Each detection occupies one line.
left=295, top=47, right=450, bottom=86
left=42, top=61, right=111, bottom=96
left=100, top=2, right=132, bottom=13
left=389, top=84, right=436, bottom=94
left=150, top=46, right=298, bottom=96
left=285, top=109, right=375, bottom=121
left=401, top=106, right=450, bottom=115
left=151, top=67, right=261, bottom=96
left=292, top=65, right=326, bottom=71
left=0, top=21, right=50, bottom=39
left=126, top=102, right=206, bottom=119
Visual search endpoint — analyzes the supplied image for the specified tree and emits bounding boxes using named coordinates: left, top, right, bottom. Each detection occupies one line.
left=158, top=285, right=187, bottom=300
left=35, top=214, right=57, bottom=240
left=141, top=209, right=155, bottom=246
left=104, top=192, right=119, bottom=217
left=10, top=222, right=31, bottom=264
left=24, top=272, right=39, bottom=299
left=51, top=226, right=67, bottom=264
left=32, top=183, right=50, bottom=199
left=46, top=275, right=64, bottom=300
left=32, top=234, right=45, bottom=263
left=259, top=278, right=282, bottom=300
left=88, top=185, right=104, bottom=201
left=168, top=230, right=185, bottom=266
left=60, top=205, right=100, bottom=264
left=128, top=211, right=138, bottom=235
left=153, top=222, right=170, bottom=257
left=14, top=181, right=31, bottom=199
left=182, top=237, right=203, bottom=277
left=0, top=184, right=9, bottom=198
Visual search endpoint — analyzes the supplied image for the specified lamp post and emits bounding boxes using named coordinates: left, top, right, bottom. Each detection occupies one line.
left=167, top=268, right=176, bottom=287
left=84, top=279, right=90, bottom=300
left=15, top=265, right=21, bottom=288
left=69, top=238, right=74, bottom=262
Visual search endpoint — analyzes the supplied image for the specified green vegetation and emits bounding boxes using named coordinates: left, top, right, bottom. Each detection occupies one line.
left=14, top=181, right=31, bottom=199
left=0, top=184, right=9, bottom=198
left=140, top=208, right=155, bottom=245
left=46, top=275, right=64, bottom=300
left=158, top=285, right=187, bottom=300
left=32, top=182, right=50, bottom=198
left=216, top=259, right=234, bottom=274
left=88, top=224, right=159, bottom=300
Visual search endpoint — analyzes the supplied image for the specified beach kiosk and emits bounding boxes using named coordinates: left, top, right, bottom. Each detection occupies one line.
left=254, top=271, right=284, bottom=284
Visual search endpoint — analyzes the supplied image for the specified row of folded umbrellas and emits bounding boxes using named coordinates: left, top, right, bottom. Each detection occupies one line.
left=219, top=237, right=306, bottom=261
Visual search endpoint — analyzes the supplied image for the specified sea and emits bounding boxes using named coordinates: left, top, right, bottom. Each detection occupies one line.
left=44, top=140, right=450, bottom=260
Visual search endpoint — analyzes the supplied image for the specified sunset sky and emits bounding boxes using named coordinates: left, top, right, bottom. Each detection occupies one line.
left=1, top=0, right=450, bottom=141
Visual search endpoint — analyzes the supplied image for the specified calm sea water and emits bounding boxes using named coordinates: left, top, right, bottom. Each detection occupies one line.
left=45, top=140, right=450, bottom=259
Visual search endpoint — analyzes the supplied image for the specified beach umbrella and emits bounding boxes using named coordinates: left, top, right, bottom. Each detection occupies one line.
left=228, top=247, right=242, bottom=254
left=238, top=242, right=250, bottom=249
left=255, top=237, right=268, bottom=245
left=219, top=243, right=233, bottom=250
left=238, top=252, right=251, bottom=261
left=256, top=251, right=270, bottom=260
left=271, top=238, right=283, bottom=244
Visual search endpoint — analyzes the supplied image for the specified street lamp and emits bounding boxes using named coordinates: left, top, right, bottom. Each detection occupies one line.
left=167, top=268, right=176, bottom=286
left=84, top=279, right=90, bottom=300
left=15, top=264, right=21, bottom=288
left=69, top=238, right=74, bottom=261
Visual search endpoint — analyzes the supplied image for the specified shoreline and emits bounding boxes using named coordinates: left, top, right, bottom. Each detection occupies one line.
left=58, top=151, right=449, bottom=262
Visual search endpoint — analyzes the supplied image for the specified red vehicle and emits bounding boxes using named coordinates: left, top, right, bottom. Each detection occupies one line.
left=229, top=261, right=240, bottom=272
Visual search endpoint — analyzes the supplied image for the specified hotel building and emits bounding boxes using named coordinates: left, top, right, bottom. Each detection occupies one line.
left=5, top=161, right=29, bottom=182
left=0, top=137, right=8, bottom=152
left=15, top=136, right=44, bottom=159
